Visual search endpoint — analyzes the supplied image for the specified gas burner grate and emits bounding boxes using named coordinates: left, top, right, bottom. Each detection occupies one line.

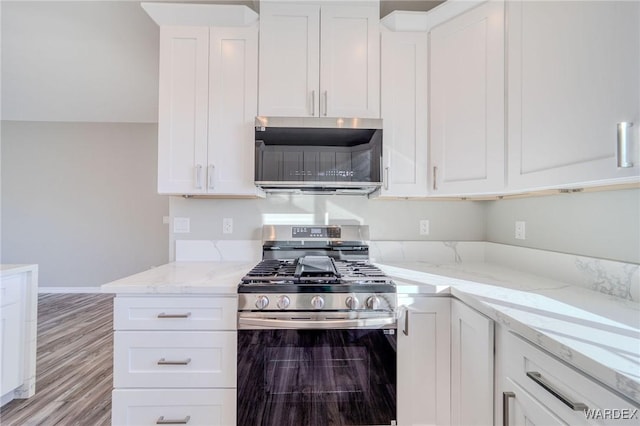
left=241, top=258, right=392, bottom=286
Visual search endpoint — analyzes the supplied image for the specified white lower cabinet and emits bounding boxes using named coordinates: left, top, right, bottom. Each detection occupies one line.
left=450, top=299, right=494, bottom=426
left=111, top=295, right=237, bottom=426
left=502, top=377, right=565, bottom=426
left=1, top=302, right=23, bottom=396
left=397, top=296, right=451, bottom=426
left=112, top=389, right=236, bottom=426
left=497, top=327, right=639, bottom=426
left=0, top=267, right=38, bottom=407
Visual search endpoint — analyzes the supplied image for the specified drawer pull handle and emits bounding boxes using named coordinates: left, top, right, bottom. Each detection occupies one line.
left=157, top=312, right=191, bottom=319
left=502, top=391, right=515, bottom=426
left=156, top=415, right=191, bottom=424
left=526, top=371, right=589, bottom=411
left=157, top=358, right=191, bottom=366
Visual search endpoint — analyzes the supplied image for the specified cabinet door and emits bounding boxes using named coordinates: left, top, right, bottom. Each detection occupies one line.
left=208, top=25, right=259, bottom=195
left=1, top=302, right=23, bottom=396
left=157, top=26, right=210, bottom=194
left=507, top=0, right=640, bottom=190
left=502, top=378, right=566, bottom=426
left=397, top=296, right=451, bottom=426
left=258, top=3, right=320, bottom=117
left=451, top=299, right=494, bottom=426
left=380, top=31, right=429, bottom=197
left=320, top=5, right=380, bottom=118
left=429, top=1, right=505, bottom=195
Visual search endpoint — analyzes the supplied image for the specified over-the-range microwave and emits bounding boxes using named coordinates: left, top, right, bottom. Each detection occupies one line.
left=254, top=116, right=383, bottom=195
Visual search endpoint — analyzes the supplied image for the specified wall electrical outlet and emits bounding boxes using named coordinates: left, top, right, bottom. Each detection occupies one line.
left=223, top=218, right=233, bottom=234
left=173, top=217, right=190, bottom=233
left=515, top=221, right=526, bottom=240
left=419, top=219, right=430, bottom=236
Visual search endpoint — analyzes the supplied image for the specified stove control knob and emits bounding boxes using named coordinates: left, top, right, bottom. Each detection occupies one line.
left=345, top=296, right=359, bottom=309
left=255, top=295, right=269, bottom=310
left=366, top=296, right=381, bottom=310
left=311, top=295, right=325, bottom=310
left=277, top=295, right=291, bottom=310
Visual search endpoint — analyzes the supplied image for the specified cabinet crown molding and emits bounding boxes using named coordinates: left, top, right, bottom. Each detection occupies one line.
left=380, top=11, right=429, bottom=32
left=141, top=2, right=258, bottom=27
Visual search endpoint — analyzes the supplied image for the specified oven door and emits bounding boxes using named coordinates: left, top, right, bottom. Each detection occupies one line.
left=237, top=318, right=397, bottom=426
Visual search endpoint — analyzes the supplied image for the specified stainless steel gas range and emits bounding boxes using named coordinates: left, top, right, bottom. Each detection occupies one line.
left=237, top=225, right=397, bottom=426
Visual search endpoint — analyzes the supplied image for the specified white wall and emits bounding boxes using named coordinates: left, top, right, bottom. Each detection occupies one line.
left=168, top=195, right=487, bottom=258
left=1, top=1, right=170, bottom=288
left=1, top=1, right=159, bottom=123
left=170, top=189, right=640, bottom=265
left=1, top=121, right=169, bottom=287
left=485, top=189, right=640, bottom=264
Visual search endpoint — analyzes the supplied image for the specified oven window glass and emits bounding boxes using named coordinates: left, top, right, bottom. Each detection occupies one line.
left=237, top=329, right=396, bottom=426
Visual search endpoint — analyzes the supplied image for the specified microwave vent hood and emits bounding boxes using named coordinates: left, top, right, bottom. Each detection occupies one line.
left=254, top=117, right=383, bottom=195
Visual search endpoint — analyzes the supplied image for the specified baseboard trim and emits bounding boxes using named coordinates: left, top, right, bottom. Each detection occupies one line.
left=38, top=287, right=103, bottom=294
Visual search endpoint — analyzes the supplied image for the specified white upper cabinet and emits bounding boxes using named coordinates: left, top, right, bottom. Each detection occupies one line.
left=258, top=4, right=320, bottom=117
left=208, top=26, right=260, bottom=195
left=507, top=0, right=640, bottom=191
left=429, top=0, right=505, bottom=196
left=157, top=26, right=210, bottom=195
left=319, top=5, right=380, bottom=118
left=259, top=2, right=380, bottom=118
left=380, top=27, right=429, bottom=197
left=156, top=21, right=260, bottom=196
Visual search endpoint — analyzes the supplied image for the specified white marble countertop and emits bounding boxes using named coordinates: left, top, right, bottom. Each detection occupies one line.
left=100, top=259, right=640, bottom=404
left=101, top=262, right=255, bottom=294
left=1, top=264, right=38, bottom=277
left=377, top=261, right=640, bottom=405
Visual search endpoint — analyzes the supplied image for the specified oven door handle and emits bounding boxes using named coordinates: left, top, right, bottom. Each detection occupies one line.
left=238, top=316, right=397, bottom=330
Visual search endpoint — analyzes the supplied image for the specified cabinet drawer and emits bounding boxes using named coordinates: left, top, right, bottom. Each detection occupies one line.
left=114, top=331, right=236, bottom=388
left=505, top=332, right=638, bottom=425
left=0, top=274, right=23, bottom=307
left=112, top=389, right=235, bottom=426
left=114, top=297, right=236, bottom=331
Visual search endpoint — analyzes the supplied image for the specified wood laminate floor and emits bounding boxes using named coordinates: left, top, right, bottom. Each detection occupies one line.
left=1, top=293, right=114, bottom=426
